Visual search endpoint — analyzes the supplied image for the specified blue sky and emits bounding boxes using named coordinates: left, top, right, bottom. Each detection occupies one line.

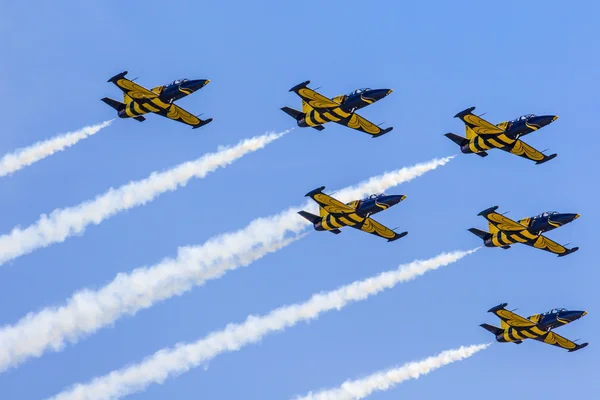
left=0, top=0, right=597, bottom=398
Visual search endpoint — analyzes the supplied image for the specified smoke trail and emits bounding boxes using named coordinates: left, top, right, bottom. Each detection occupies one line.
left=50, top=248, right=477, bottom=400
left=294, top=344, right=490, bottom=400
left=0, top=156, right=453, bottom=373
left=0, top=130, right=290, bottom=266
left=0, top=120, right=113, bottom=177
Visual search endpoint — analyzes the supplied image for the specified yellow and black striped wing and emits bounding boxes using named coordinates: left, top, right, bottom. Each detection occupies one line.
left=310, top=193, right=356, bottom=215
left=335, top=113, right=385, bottom=137
left=499, top=140, right=547, bottom=162
left=533, top=331, right=579, bottom=351
left=157, top=103, right=203, bottom=127
left=293, top=87, right=340, bottom=110
left=351, top=217, right=397, bottom=240
left=112, top=77, right=158, bottom=100
left=484, top=212, right=527, bottom=233
left=523, top=234, right=570, bottom=255
left=493, top=309, right=536, bottom=328
left=458, top=112, right=505, bottom=136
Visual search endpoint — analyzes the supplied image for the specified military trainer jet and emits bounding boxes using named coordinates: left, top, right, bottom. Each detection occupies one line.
left=101, top=71, right=213, bottom=129
left=298, top=186, right=407, bottom=241
left=469, top=206, right=579, bottom=257
left=445, top=106, right=558, bottom=164
left=481, top=303, right=588, bottom=352
left=281, top=81, right=394, bottom=137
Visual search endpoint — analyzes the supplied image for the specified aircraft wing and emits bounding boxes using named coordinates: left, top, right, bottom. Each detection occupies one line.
left=499, top=140, right=557, bottom=164
left=107, top=71, right=158, bottom=100
left=455, top=107, right=505, bottom=136
left=334, top=113, right=393, bottom=137
left=304, top=186, right=355, bottom=215
left=488, top=303, right=536, bottom=328
left=288, top=81, right=341, bottom=109
left=156, top=103, right=212, bottom=129
left=523, top=234, right=579, bottom=257
left=350, top=217, right=407, bottom=242
left=533, top=331, right=588, bottom=352
left=478, top=206, right=527, bottom=233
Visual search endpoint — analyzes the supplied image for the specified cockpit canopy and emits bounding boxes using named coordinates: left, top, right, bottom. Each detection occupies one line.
left=363, top=193, right=385, bottom=201
left=536, top=211, right=558, bottom=218
left=513, top=114, right=535, bottom=122
left=347, top=88, right=371, bottom=96
left=542, top=308, right=566, bottom=315
left=165, top=78, right=188, bottom=87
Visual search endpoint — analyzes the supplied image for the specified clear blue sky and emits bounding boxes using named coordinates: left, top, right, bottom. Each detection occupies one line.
left=0, top=1, right=597, bottom=398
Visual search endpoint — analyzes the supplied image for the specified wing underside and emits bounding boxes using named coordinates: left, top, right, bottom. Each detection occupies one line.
left=349, top=217, right=406, bottom=241
left=533, top=331, right=587, bottom=351
left=156, top=103, right=212, bottom=128
left=479, top=207, right=528, bottom=232
left=522, top=234, right=571, bottom=256
left=492, top=309, right=536, bottom=328
left=306, top=191, right=356, bottom=215
left=498, top=139, right=555, bottom=164
left=455, top=108, right=505, bottom=136
left=334, top=113, right=392, bottom=137
left=108, top=72, right=158, bottom=100
left=290, top=82, right=340, bottom=110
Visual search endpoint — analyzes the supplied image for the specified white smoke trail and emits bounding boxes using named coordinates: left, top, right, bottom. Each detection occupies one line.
left=0, top=130, right=290, bottom=266
left=294, top=343, right=490, bottom=400
left=49, top=248, right=477, bottom=400
left=0, top=120, right=113, bottom=178
left=0, top=156, right=453, bottom=373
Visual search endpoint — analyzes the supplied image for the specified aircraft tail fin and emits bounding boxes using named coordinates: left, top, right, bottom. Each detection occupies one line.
left=480, top=323, right=503, bottom=337
left=281, top=106, right=304, bottom=121
left=298, top=211, right=321, bottom=225
left=468, top=228, right=492, bottom=241
left=445, top=132, right=468, bottom=147
left=101, top=97, right=126, bottom=112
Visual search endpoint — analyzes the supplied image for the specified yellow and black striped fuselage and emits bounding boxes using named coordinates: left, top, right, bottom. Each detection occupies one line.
left=497, top=325, right=548, bottom=343
left=299, top=95, right=373, bottom=128
left=315, top=199, right=392, bottom=231
left=462, top=120, right=538, bottom=154
left=485, top=228, right=541, bottom=248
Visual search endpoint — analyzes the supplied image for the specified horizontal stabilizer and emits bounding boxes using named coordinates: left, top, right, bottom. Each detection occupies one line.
left=535, top=153, right=558, bottom=165
left=480, top=323, right=503, bottom=336
left=101, top=97, right=125, bottom=112
left=372, top=126, right=393, bottom=138
left=569, top=342, right=589, bottom=352
left=444, top=132, right=468, bottom=147
left=330, top=228, right=342, bottom=235
left=280, top=106, right=304, bottom=121
left=133, top=116, right=145, bottom=122
left=558, top=246, right=579, bottom=257
left=311, top=125, right=325, bottom=131
left=297, top=210, right=321, bottom=224
left=468, top=228, right=492, bottom=241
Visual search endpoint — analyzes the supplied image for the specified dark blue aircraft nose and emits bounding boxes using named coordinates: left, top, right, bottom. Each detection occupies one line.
left=364, top=88, right=393, bottom=102
left=560, top=310, right=587, bottom=323
left=550, top=213, right=580, bottom=227
left=181, top=79, right=210, bottom=92
left=529, top=115, right=558, bottom=129
left=378, top=194, right=406, bottom=207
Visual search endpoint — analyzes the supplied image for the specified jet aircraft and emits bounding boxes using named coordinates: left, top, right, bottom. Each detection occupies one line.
left=298, top=186, right=407, bottom=241
left=481, top=303, right=588, bottom=352
left=445, top=106, right=558, bottom=164
left=469, top=206, right=579, bottom=256
left=281, top=81, right=394, bottom=137
left=101, top=71, right=213, bottom=129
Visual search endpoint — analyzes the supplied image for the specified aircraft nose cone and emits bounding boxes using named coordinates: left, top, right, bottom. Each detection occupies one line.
left=368, top=89, right=393, bottom=101
left=558, top=213, right=580, bottom=225
left=184, top=79, right=210, bottom=92
left=379, top=194, right=406, bottom=207
left=564, top=311, right=587, bottom=322
left=532, top=115, right=558, bottom=128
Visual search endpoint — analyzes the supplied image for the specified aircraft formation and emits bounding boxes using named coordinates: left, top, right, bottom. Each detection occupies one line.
left=102, top=71, right=588, bottom=353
